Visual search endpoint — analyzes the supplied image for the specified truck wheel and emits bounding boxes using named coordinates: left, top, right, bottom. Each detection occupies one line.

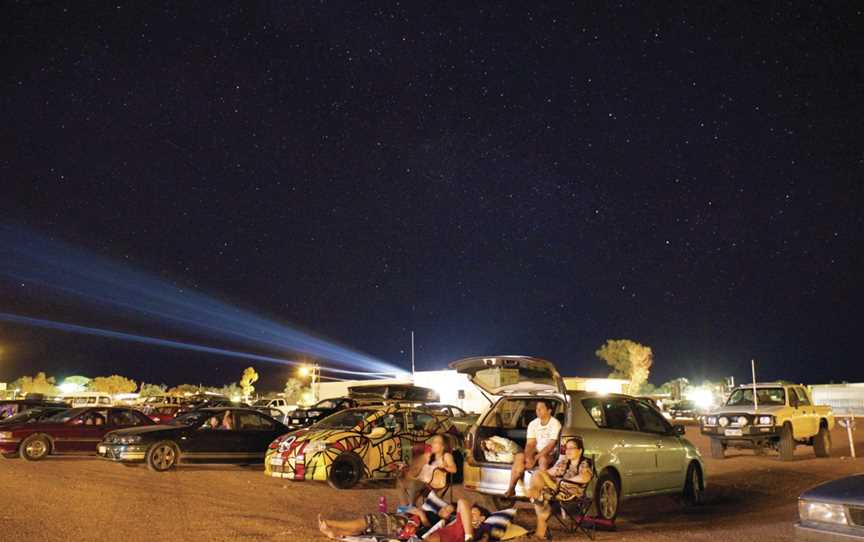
left=813, top=424, right=831, bottom=458
left=779, top=423, right=796, bottom=461
left=709, top=438, right=725, bottom=459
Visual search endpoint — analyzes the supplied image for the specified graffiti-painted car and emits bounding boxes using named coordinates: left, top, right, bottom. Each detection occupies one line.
left=265, top=405, right=461, bottom=489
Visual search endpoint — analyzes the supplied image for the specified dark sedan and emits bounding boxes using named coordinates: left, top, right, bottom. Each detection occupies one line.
left=286, top=398, right=358, bottom=430
left=0, top=399, right=70, bottom=420
left=97, top=407, right=289, bottom=472
left=0, top=407, right=154, bottom=460
left=0, top=406, right=68, bottom=427
left=796, top=474, right=864, bottom=541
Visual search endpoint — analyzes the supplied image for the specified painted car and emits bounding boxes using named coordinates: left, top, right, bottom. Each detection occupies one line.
left=0, top=407, right=154, bottom=460
left=454, top=355, right=706, bottom=520
left=796, top=474, right=864, bottom=540
left=265, top=404, right=461, bottom=489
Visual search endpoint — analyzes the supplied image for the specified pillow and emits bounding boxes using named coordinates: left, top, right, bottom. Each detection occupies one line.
left=480, top=508, right=517, bottom=541
left=500, top=522, right=528, bottom=540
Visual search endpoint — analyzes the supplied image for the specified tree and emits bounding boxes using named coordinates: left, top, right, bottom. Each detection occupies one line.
left=139, top=383, right=167, bottom=397
left=240, top=367, right=259, bottom=397
left=595, top=339, right=654, bottom=396
left=88, top=375, right=137, bottom=395
left=283, top=378, right=306, bottom=403
left=11, top=372, right=57, bottom=395
left=219, top=382, right=243, bottom=398
left=167, top=383, right=200, bottom=395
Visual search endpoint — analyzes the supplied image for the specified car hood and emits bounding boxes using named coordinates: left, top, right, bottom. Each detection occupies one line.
left=709, top=405, right=785, bottom=416
left=801, top=475, right=864, bottom=506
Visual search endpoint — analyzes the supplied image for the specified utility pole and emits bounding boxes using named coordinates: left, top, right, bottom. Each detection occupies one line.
left=410, top=331, right=416, bottom=377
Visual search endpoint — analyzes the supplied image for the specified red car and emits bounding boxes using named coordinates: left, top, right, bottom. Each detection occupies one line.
left=0, top=406, right=154, bottom=461
left=141, top=404, right=182, bottom=424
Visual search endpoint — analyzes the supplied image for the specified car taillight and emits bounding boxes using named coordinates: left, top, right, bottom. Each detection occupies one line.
left=465, top=432, right=474, bottom=451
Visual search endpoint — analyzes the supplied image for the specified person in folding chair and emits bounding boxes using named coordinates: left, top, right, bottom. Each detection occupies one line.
left=526, top=436, right=593, bottom=540
left=398, top=435, right=458, bottom=507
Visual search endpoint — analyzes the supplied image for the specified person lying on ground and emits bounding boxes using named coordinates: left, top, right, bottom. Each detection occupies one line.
left=504, top=400, right=562, bottom=497
left=397, top=434, right=458, bottom=506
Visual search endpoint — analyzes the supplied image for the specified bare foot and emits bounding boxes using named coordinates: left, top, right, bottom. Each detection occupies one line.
left=503, top=488, right=515, bottom=498
left=318, top=515, right=337, bottom=539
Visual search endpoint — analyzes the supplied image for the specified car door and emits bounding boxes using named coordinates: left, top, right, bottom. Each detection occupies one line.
left=63, top=409, right=111, bottom=453
left=630, top=399, right=686, bottom=491
left=793, top=387, right=818, bottom=436
left=235, top=411, right=285, bottom=460
left=184, top=410, right=245, bottom=462
left=585, top=396, right=658, bottom=495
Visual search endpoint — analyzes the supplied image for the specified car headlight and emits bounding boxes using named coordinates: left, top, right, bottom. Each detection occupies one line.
left=756, top=415, right=773, bottom=426
left=0, top=432, right=13, bottom=440
left=306, top=411, right=321, bottom=417
left=737, top=416, right=748, bottom=426
left=718, top=417, right=729, bottom=427
left=306, top=441, right=328, bottom=454
left=118, top=435, right=142, bottom=445
left=799, top=500, right=848, bottom=525
left=704, top=416, right=717, bottom=426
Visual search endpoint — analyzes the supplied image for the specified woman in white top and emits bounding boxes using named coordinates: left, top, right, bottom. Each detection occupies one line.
left=397, top=435, right=458, bottom=506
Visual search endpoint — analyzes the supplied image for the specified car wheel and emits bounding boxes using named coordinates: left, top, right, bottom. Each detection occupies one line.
left=813, top=424, right=831, bottom=458
left=709, top=438, right=725, bottom=459
left=147, top=441, right=179, bottom=472
left=682, top=462, right=704, bottom=507
left=20, top=434, right=51, bottom=461
left=327, top=452, right=364, bottom=489
left=594, top=471, right=621, bottom=521
left=779, top=423, right=795, bottom=461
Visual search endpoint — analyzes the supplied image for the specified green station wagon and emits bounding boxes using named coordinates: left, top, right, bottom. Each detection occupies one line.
left=452, top=356, right=706, bottom=521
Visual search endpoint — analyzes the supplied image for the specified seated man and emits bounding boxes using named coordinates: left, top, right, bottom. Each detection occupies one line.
left=528, top=436, right=593, bottom=540
left=504, top=400, right=561, bottom=497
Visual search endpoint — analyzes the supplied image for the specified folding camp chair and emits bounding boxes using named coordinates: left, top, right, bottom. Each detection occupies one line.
left=417, top=467, right=453, bottom=504
left=548, top=455, right=601, bottom=539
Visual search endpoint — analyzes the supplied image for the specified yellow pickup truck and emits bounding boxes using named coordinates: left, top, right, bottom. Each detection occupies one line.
left=700, top=382, right=834, bottom=461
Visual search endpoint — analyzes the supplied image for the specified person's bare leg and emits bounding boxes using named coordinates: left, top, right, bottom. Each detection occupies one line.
left=505, top=453, right=525, bottom=497
left=527, top=470, right=549, bottom=501
left=534, top=502, right=552, bottom=539
left=537, top=453, right=552, bottom=471
left=457, top=499, right=474, bottom=537
left=318, top=515, right=367, bottom=538
left=396, top=475, right=410, bottom=506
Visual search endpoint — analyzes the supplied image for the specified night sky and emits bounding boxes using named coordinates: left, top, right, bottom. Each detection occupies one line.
left=2, top=3, right=862, bottom=390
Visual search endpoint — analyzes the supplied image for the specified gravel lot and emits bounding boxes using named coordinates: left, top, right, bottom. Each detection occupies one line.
left=1, top=425, right=862, bottom=541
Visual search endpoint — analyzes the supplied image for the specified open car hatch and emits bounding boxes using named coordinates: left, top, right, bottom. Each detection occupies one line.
left=448, top=355, right=567, bottom=395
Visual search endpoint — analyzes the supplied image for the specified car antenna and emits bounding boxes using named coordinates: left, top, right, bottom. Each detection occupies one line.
left=751, top=359, right=758, bottom=412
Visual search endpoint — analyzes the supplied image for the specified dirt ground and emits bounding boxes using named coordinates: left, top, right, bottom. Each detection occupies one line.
left=1, top=424, right=862, bottom=542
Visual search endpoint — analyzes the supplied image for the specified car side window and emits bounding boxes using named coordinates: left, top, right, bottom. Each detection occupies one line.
left=794, top=387, right=811, bottom=406
left=631, top=400, right=670, bottom=434
left=583, top=398, right=639, bottom=431
left=406, top=411, right=436, bottom=433
left=237, top=412, right=276, bottom=431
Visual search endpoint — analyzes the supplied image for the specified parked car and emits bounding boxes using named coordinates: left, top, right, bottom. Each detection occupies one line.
left=265, top=403, right=461, bottom=489
left=424, top=404, right=480, bottom=433
left=701, top=383, right=834, bottom=460
left=140, top=404, right=183, bottom=424
left=0, top=399, right=70, bottom=420
left=251, top=398, right=295, bottom=417
left=285, top=397, right=360, bottom=430
left=0, top=406, right=69, bottom=426
left=452, top=355, right=706, bottom=520
left=252, top=407, right=289, bottom=425
left=667, top=400, right=700, bottom=420
left=0, top=407, right=155, bottom=460
left=61, top=392, right=114, bottom=407
left=796, top=474, right=864, bottom=540
left=97, top=407, right=289, bottom=471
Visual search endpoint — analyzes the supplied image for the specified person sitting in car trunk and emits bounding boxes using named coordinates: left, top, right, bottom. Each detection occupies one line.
left=504, top=399, right=561, bottom=498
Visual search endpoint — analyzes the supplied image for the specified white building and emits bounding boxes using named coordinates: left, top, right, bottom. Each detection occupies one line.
left=810, top=383, right=864, bottom=416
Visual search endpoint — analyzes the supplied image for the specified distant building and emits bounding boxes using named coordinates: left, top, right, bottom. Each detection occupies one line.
left=810, top=383, right=864, bottom=416
left=564, top=377, right=630, bottom=395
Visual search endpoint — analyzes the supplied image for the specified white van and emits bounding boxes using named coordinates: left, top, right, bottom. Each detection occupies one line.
left=251, top=397, right=295, bottom=416
left=62, top=392, right=114, bottom=407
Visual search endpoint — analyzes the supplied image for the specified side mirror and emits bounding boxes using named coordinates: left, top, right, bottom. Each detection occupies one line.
left=368, top=427, right=388, bottom=439
left=673, top=424, right=686, bottom=436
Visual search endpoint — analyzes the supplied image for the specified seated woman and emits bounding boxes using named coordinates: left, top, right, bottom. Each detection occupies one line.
left=527, top=436, right=593, bottom=540
left=397, top=434, right=458, bottom=506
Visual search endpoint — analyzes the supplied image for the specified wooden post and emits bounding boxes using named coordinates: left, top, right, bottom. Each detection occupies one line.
left=847, top=416, right=856, bottom=459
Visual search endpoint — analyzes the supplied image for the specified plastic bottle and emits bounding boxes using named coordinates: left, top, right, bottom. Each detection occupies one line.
left=378, top=495, right=387, bottom=513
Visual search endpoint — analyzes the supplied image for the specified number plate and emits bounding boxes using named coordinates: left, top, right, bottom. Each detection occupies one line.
left=724, top=429, right=743, bottom=437
left=270, top=457, right=284, bottom=466
left=292, top=419, right=301, bottom=424
left=98, top=445, right=107, bottom=454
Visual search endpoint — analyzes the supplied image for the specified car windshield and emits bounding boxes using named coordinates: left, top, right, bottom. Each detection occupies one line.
left=315, top=409, right=377, bottom=429
left=313, top=399, right=338, bottom=410
left=726, top=387, right=786, bottom=406
left=43, top=407, right=90, bottom=423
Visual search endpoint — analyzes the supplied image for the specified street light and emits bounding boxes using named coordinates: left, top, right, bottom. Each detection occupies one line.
left=297, top=362, right=319, bottom=404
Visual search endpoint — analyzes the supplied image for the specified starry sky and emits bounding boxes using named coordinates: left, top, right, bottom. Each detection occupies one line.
left=1, top=2, right=862, bottom=390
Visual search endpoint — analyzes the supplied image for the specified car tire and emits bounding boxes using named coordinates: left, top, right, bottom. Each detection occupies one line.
left=594, top=471, right=621, bottom=522
left=779, top=423, right=795, bottom=461
left=682, top=462, right=704, bottom=507
left=709, top=438, right=725, bottom=459
left=20, top=434, right=51, bottom=461
left=813, top=423, right=831, bottom=458
left=327, top=452, right=364, bottom=489
left=147, top=441, right=179, bottom=472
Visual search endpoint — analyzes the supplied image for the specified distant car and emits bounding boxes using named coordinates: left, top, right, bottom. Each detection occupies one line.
left=796, top=474, right=864, bottom=540
left=0, top=406, right=69, bottom=427
left=0, top=407, right=155, bottom=460
left=424, top=404, right=479, bottom=433
left=97, top=407, right=290, bottom=472
left=251, top=398, right=295, bottom=417
left=0, top=399, right=70, bottom=420
left=668, top=400, right=700, bottom=420
left=286, top=398, right=359, bottom=430
left=266, top=404, right=461, bottom=489
left=141, top=404, right=183, bottom=424
left=252, top=407, right=289, bottom=425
